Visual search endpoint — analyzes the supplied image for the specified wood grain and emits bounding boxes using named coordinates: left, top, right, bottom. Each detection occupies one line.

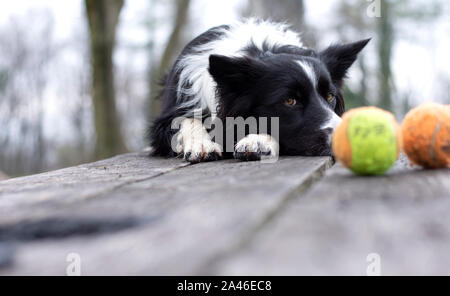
left=0, top=153, right=332, bottom=275
left=217, top=157, right=450, bottom=275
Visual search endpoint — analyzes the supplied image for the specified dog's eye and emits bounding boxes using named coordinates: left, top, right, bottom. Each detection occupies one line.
left=284, top=98, right=297, bottom=106
left=327, top=93, right=335, bottom=103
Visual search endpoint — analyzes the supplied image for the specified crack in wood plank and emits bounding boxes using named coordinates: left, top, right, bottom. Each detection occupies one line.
left=0, top=217, right=140, bottom=242
left=216, top=156, right=450, bottom=275
left=0, top=153, right=190, bottom=223
left=195, top=158, right=334, bottom=274
left=0, top=155, right=334, bottom=275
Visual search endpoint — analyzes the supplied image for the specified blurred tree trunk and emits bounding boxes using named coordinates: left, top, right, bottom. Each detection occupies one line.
left=377, top=0, right=393, bottom=111
left=149, top=0, right=191, bottom=122
left=243, top=0, right=314, bottom=46
left=244, top=0, right=305, bottom=29
left=359, top=55, right=368, bottom=101
left=0, top=170, right=8, bottom=181
left=85, top=0, right=126, bottom=160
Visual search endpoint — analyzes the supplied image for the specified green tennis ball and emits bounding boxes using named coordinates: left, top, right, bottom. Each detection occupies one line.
left=332, top=107, right=401, bottom=175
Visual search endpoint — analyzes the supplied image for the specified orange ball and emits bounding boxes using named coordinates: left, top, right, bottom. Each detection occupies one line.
left=401, top=103, right=450, bottom=168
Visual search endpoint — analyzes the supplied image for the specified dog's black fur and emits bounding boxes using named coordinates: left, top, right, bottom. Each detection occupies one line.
left=149, top=20, right=369, bottom=160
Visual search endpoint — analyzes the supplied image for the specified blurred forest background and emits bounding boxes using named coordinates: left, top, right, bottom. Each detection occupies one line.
left=0, top=0, right=449, bottom=178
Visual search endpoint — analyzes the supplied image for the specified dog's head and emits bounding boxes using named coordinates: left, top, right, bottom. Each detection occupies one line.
left=208, top=39, right=370, bottom=156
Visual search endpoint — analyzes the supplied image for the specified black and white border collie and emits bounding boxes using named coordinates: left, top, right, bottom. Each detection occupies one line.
left=150, top=19, right=369, bottom=163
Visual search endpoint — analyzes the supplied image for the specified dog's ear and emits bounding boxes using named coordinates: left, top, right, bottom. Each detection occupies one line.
left=209, top=55, right=267, bottom=117
left=208, top=54, right=266, bottom=91
left=320, top=38, right=370, bottom=87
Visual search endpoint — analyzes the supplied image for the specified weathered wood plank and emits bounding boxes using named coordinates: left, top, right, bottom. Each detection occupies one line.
left=0, top=155, right=332, bottom=275
left=216, top=157, right=450, bottom=275
left=0, top=153, right=189, bottom=223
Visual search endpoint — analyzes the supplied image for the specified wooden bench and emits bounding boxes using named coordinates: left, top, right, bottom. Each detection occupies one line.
left=0, top=152, right=449, bottom=275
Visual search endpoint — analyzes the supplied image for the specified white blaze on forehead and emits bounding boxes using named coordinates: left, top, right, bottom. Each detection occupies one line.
left=296, top=60, right=317, bottom=88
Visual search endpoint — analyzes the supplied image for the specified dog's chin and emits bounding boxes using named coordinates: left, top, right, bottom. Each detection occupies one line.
left=281, top=133, right=333, bottom=157
left=281, top=144, right=333, bottom=157
left=304, top=147, right=332, bottom=157
left=318, top=147, right=333, bottom=157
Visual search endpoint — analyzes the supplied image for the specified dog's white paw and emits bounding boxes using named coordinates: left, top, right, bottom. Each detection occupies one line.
left=234, top=134, right=279, bottom=161
left=183, top=138, right=222, bottom=163
left=177, top=118, right=222, bottom=163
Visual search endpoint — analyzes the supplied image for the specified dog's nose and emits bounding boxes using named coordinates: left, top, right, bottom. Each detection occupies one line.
left=329, top=113, right=342, bottom=130
left=323, top=127, right=335, bottom=146
left=323, top=127, right=333, bottom=143
left=321, top=112, right=342, bottom=145
left=321, top=111, right=342, bottom=131
left=323, top=127, right=334, bottom=135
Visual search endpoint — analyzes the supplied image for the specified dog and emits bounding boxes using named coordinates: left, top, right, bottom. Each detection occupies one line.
left=149, top=19, right=369, bottom=163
